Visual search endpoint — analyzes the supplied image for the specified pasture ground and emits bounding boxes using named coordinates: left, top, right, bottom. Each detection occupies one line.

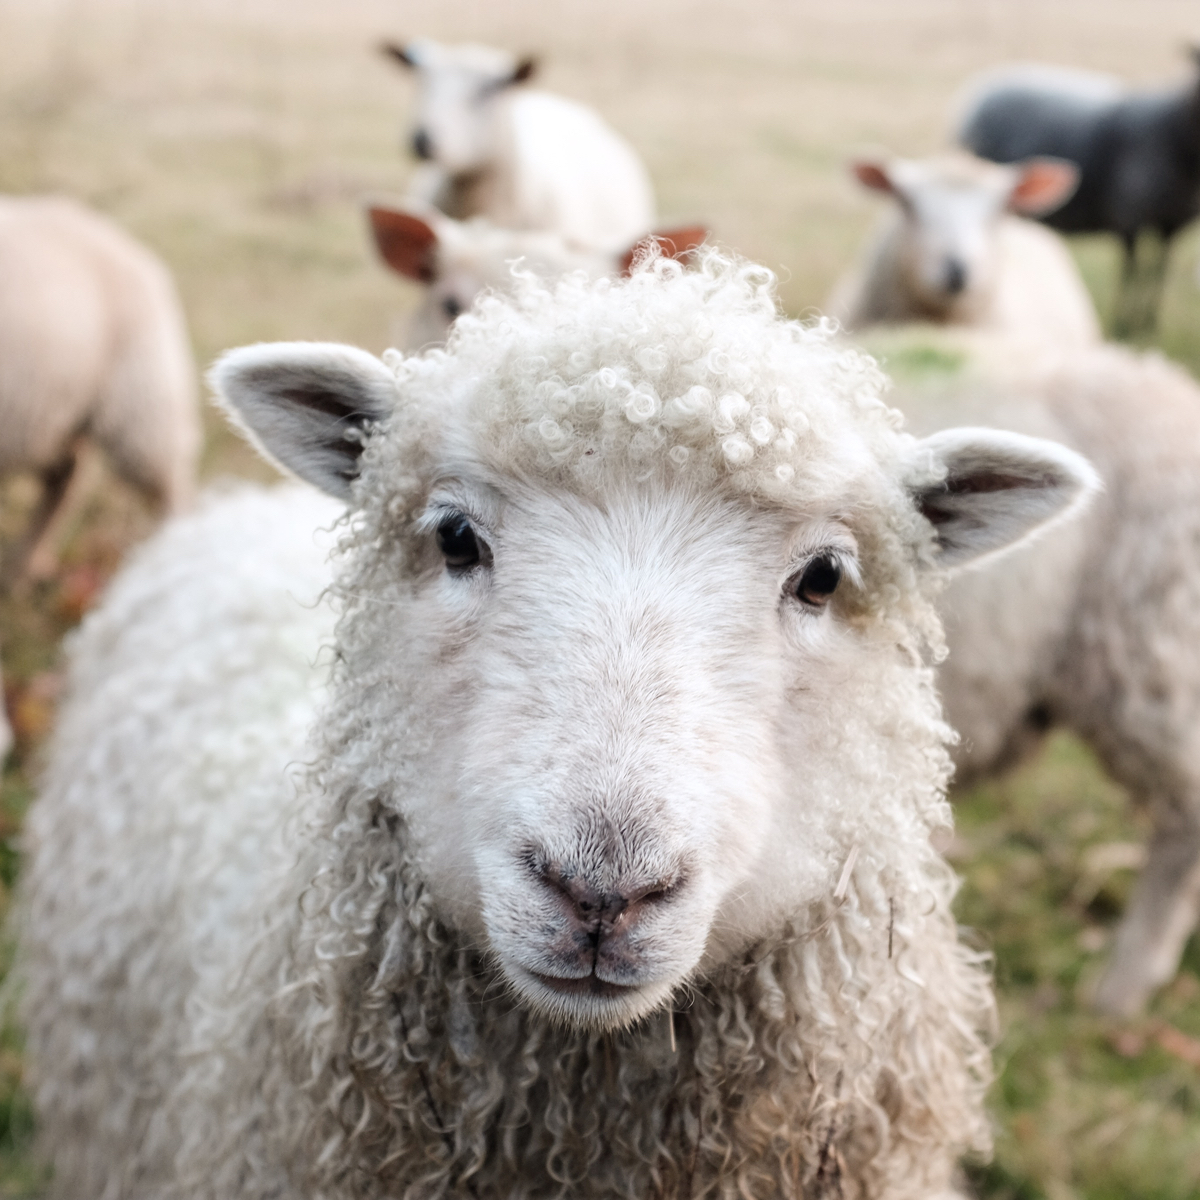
left=0, top=0, right=1199, bottom=1195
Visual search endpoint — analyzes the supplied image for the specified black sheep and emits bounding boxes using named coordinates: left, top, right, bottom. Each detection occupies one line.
left=959, top=55, right=1200, bottom=335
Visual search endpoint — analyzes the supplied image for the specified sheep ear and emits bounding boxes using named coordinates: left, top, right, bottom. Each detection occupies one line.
left=368, top=206, right=439, bottom=282
left=851, top=160, right=896, bottom=195
left=1007, top=157, right=1079, bottom=216
left=618, top=225, right=709, bottom=275
left=210, top=343, right=398, bottom=501
left=510, top=56, right=537, bottom=85
left=380, top=41, right=420, bottom=69
left=909, top=427, right=1099, bottom=570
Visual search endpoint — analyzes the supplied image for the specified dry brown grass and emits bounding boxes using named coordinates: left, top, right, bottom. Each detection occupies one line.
left=2, top=0, right=1200, bottom=1195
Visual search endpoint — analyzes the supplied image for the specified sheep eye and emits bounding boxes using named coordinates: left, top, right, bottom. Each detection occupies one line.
left=793, top=555, right=842, bottom=608
left=436, top=513, right=486, bottom=571
left=442, top=296, right=463, bottom=320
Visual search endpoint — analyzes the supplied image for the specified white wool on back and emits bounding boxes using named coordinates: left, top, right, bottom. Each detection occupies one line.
left=20, top=256, right=996, bottom=1200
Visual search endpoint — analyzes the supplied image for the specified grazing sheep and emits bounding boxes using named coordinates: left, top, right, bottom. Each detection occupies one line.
left=19, top=253, right=1098, bottom=1199
left=366, top=200, right=707, bottom=345
left=381, top=39, right=655, bottom=252
left=0, top=195, right=200, bottom=584
left=859, top=324, right=1200, bottom=1016
left=959, top=55, right=1200, bottom=335
left=829, top=152, right=1099, bottom=347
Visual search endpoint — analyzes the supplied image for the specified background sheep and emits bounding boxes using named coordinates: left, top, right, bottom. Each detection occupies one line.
left=958, top=55, right=1200, bottom=336
left=18, top=256, right=1097, bottom=1199
left=828, top=152, right=1100, bottom=346
left=859, top=325, right=1200, bottom=1016
left=0, top=196, right=200, bottom=585
left=366, top=200, right=707, bottom=345
left=381, top=38, right=656, bottom=252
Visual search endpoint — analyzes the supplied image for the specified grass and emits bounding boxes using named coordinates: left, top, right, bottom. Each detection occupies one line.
left=2, top=0, right=1200, bottom=1194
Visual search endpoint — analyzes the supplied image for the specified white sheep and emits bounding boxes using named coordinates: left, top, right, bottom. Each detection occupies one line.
left=19, top=252, right=1097, bottom=1199
left=859, top=324, right=1200, bottom=1016
left=366, top=199, right=707, bottom=346
left=829, top=152, right=1101, bottom=347
left=0, top=195, right=200, bottom=582
left=381, top=38, right=656, bottom=252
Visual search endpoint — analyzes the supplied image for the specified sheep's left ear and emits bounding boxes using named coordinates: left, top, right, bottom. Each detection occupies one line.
left=908, top=427, right=1099, bottom=570
left=1007, top=157, right=1079, bottom=217
left=368, top=206, right=439, bottom=282
left=210, top=342, right=398, bottom=501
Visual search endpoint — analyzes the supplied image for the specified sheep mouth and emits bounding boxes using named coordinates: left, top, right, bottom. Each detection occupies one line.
left=528, top=969, right=641, bottom=999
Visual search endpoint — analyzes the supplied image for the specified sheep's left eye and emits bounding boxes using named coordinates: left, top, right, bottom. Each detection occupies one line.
left=792, top=555, right=842, bottom=608
left=442, top=296, right=463, bottom=320
left=436, top=513, right=486, bottom=571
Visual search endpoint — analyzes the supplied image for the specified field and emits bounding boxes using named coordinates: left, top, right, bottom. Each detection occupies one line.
left=1, top=0, right=1199, bottom=1194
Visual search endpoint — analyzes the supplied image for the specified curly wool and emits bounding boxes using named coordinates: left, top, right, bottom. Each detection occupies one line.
left=22, top=253, right=992, bottom=1200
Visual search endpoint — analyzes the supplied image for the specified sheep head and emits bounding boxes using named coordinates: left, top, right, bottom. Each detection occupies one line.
left=366, top=201, right=709, bottom=348
left=852, top=152, right=1079, bottom=318
left=382, top=38, right=535, bottom=175
left=212, top=255, right=1096, bottom=1031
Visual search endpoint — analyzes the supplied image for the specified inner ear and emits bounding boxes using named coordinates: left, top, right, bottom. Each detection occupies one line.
left=368, top=207, right=439, bottom=283
left=1007, top=158, right=1079, bottom=217
left=909, top=427, right=1099, bottom=570
left=851, top=160, right=896, bottom=195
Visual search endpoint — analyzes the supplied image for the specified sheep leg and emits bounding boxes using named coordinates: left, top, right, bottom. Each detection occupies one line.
left=1113, top=231, right=1168, bottom=338
left=23, top=440, right=104, bottom=582
left=1093, top=810, right=1200, bottom=1017
left=0, top=444, right=80, bottom=590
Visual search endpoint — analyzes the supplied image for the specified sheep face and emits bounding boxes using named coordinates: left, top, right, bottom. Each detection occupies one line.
left=384, top=39, right=535, bottom=177
left=853, top=154, right=1079, bottom=318
left=406, top=480, right=845, bottom=1029
left=214, top=257, right=1097, bottom=1031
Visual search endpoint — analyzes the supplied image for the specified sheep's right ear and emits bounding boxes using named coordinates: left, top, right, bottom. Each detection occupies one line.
left=851, top=160, right=896, bottom=195
left=907, top=427, right=1099, bottom=571
left=210, top=343, right=398, bottom=501
left=368, top=206, right=439, bottom=282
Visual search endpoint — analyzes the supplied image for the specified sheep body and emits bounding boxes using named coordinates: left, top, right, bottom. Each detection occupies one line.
left=862, top=325, right=1200, bottom=1014
left=390, top=39, right=655, bottom=252
left=830, top=153, right=1099, bottom=347
left=958, top=58, right=1200, bottom=333
left=20, top=256, right=1095, bottom=1198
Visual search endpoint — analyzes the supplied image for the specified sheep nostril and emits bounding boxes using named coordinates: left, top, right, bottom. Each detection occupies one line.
left=944, top=258, right=968, bottom=295
left=534, top=858, right=679, bottom=933
left=411, top=129, right=434, bottom=161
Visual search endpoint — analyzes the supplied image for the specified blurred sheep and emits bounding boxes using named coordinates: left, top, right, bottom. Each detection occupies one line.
left=366, top=200, right=707, bottom=345
left=0, top=196, right=200, bottom=763
left=829, top=152, right=1099, bottom=347
left=381, top=39, right=656, bottom=252
left=0, top=196, right=199, bottom=582
left=865, top=325, right=1200, bottom=1016
left=959, top=55, right=1200, bottom=336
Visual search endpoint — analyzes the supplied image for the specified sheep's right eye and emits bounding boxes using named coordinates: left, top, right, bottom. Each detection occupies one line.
left=436, top=513, right=487, bottom=572
left=442, top=296, right=463, bottom=320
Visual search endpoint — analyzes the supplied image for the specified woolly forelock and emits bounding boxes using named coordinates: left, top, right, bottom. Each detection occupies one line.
left=172, top=254, right=993, bottom=1200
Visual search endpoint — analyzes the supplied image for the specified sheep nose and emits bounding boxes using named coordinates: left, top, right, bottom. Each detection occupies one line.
left=411, top=129, right=434, bottom=161
left=944, top=257, right=968, bottom=295
left=537, top=862, right=676, bottom=942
